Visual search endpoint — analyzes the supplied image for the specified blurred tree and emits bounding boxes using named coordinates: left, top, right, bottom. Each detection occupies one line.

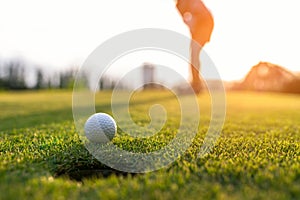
left=0, top=64, right=3, bottom=89
left=282, top=78, right=300, bottom=93
left=5, top=60, right=27, bottom=90
left=99, top=76, right=114, bottom=90
left=34, top=68, right=45, bottom=89
left=59, top=69, right=76, bottom=89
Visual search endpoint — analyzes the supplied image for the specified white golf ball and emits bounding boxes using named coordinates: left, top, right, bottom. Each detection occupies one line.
left=84, top=113, right=117, bottom=143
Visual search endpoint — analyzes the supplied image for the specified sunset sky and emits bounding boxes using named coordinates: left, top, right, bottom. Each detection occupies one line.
left=0, top=0, right=299, bottom=81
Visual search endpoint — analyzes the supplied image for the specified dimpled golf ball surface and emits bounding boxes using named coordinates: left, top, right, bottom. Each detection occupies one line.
left=84, top=113, right=117, bottom=143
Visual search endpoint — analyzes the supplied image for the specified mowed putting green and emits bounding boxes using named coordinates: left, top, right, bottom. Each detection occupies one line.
left=0, top=90, right=299, bottom=199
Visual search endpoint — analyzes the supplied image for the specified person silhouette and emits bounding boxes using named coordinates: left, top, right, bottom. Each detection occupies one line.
left=176, top=0, right=214, bottom=93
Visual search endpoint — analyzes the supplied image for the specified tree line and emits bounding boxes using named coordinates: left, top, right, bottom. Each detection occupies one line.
left=0, top=59, right=77, bottom=90
left=0, top=58, right=125, bottom=91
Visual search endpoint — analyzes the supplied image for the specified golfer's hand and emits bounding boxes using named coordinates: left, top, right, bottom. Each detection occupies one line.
left=183, top=12, right=193, bottom=26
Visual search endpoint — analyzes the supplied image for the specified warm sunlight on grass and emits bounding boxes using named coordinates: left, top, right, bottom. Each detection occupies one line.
left=0, top=90, right=299, bottom=199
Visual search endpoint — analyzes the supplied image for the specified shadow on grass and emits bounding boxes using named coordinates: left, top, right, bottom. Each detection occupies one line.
left=0, top=142, right=135, bottom=183
left=56, top=168, right=134, bottom=181
left=0, top=107, right=74, bottom=131
left=50, top=143, right=136, bottom=181
left=0, top=92, right=180, bottom=132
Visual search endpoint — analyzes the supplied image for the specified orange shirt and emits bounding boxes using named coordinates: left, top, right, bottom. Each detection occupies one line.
left=176, top=0, right=214, bottom=45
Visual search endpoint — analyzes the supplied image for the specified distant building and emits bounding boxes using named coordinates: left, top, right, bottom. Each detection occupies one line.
left=143, top=63, right=154, bottom=83
left=141, top=63, right=166, bottom=90
left=142, top=63, right=156, bottom=89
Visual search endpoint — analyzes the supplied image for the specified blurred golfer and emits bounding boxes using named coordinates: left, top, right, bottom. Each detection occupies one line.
left=176, top=0, right=214, bottom=93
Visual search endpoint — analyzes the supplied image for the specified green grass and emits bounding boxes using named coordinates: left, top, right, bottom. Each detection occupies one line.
left=0, top=90, right=299, bottom=199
